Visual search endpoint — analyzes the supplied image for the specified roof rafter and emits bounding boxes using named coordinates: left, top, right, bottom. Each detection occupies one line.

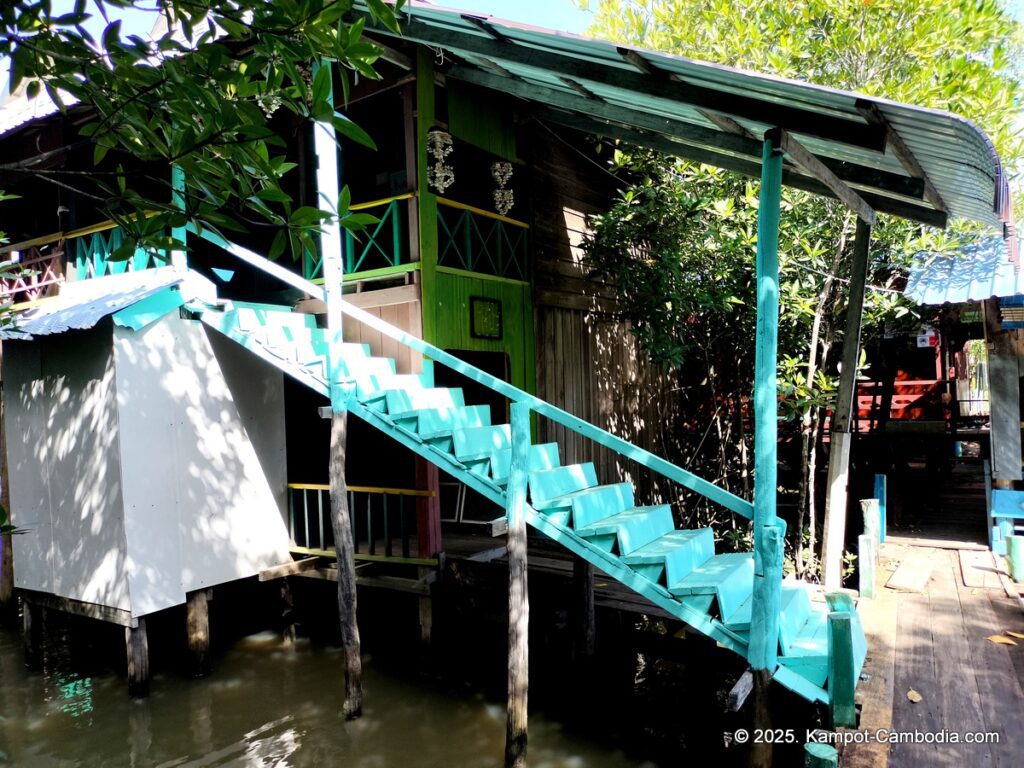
left=394, top=17, right=888, bottom=152
left=538, top=107, right=946, bottom=228
left=856, top=99, right=950, bottom=215
left=448, top=65, right=925, bottom=201
left=773, top=128, right=876, bottom=225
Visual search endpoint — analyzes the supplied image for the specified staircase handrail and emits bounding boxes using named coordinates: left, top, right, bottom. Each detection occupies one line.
left=187, top=224, right=754, bottom=519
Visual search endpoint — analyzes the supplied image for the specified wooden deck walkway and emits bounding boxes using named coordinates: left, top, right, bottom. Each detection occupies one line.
left=844, top=541, right=1024, bottom=768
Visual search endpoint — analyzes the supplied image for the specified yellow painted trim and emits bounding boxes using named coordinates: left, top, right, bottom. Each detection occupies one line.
left=436, top=197, right=529, bottom=229
left=0, top=213, right=157, bottom=255
left=350, top=192, right=415, bottom=211
left=290, top=546, right=438, bottom=567
left=9, top=295, right=60, bottom=311
left=288, top=483, right=435, bottom=497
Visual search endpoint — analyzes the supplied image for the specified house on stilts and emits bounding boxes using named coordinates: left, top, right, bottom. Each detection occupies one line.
left=0, top=0, right=1014, bottom=737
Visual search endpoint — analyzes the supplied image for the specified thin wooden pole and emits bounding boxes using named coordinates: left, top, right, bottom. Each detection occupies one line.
left=314, top=58, right=363, bottom=720
left=821, top=217, right=872, bottom=590
left=186, top=589, right=211, bottom=678
left=750, top=132, right=784, bottom=675
left=572, top=555, right=595, bottom=662
left=505, top=403, right=530, bottom=768
left=126, top=618, right=150, bottom=699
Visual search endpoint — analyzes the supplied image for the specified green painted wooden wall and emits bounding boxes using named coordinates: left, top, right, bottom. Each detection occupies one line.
left=431, top=270, right=535, bottom=395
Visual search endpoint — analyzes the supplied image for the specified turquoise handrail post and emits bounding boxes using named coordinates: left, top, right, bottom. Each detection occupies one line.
left=748, top=131, right=784, bottom=673
left=874, top=473, right=887, bottom=543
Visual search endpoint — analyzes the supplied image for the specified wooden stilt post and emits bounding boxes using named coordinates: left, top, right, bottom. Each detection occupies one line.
left=821, top=217, right=873, bottom=590
left=415, top=458, right=441, bottom=645
left=186, top=589, right=211, bottom=678
left=22, top=599, right=42, bottom=670
left=749, top=131, right=785, bottom=768
left=505, top=403, right=530, bottom=768
left=126, top=618, right=150, bottom=699
left=572, top=555, right=595, bottom=663
left=827, top=611, right=857, bottom=727
left=984, top=298, right=1023, bottom=495
left=314, top=58, right=363, bottom=720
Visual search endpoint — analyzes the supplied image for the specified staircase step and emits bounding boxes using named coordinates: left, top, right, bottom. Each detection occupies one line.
left=232, top=303, right=318, bottom=332
left=529, top=463, right=598, bottom=507
left=779, top=583, right=813, bottom=656
left=490, top=443, right=560, bottom=486
left=778, top=607, right=829, bottom=688
left=669, top=552, right=754, bottom=622
left=623, top=528, right=715, bottom=586
left=453, top=424, right=512, bottom=462
left=575, top=505, right=674, bottom=555
left=542, top=482, right=634, bottom=529
left=387, top=387, right=466, bottom=421
left=723, top=583, right=812, bottom=642
left=410, top=405, right=491, bottom=442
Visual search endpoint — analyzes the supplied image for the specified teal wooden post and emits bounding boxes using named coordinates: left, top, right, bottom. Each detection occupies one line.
left=506, top=402, right=530, bottom=768
left=1007, top=535, right=1024, bottom=583
left=313, top=59, right=362, bottom=720
left=828, top=611, right=857, bottom=727
left=804, top=742, right=839, bottom=767
left=171, top=165, right=187, bottom=270
left=749, top=132, right=784, bottom=674
left=874, top=474, right=887, bottom=543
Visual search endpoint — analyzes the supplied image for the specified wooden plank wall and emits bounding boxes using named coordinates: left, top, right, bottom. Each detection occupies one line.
left=343, top=283, right=423, bottom=375
left=528, top=125, right=680, bottom=504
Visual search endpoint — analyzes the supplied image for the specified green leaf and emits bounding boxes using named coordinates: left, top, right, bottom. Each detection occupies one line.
left=330, top=112, right=376, bottom=150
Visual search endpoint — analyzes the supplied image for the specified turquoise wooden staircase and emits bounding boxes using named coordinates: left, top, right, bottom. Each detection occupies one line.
left=188, top=294, right=866, bottom=711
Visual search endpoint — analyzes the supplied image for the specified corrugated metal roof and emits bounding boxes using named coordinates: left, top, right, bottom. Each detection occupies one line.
left=0, top=267, right=184, bottom=340
left=364, top=1, right=1012, bottom=235
left=0, top=85, right=77, bottom=136
left=905, top=238, right=1024, bottom=305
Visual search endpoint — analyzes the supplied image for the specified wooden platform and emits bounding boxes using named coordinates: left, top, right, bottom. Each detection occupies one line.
left=844, top=542, right=1024, bottom=768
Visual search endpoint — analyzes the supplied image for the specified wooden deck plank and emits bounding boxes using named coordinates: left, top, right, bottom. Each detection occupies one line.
left=885, top=549, right=933, bottom=593
left=952, top=549, right=1024, bottom=768
left=958, top=549, right=1003, bottom=590
left=930, top=551, right=993, bottom=766
left=840, top=562, right=897, bottom=768
left=890, top=578, right=943, bottom=766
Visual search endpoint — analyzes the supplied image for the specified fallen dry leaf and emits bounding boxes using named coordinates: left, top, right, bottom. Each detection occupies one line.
left=907, top=689, right=923, bottom=703
left=987, top=634, right=1018, bottom=646
left=1007, top=631, right=1024, bottom=639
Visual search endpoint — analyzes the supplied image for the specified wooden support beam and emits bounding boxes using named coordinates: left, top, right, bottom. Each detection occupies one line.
left=315, top=58, right=363, bottom=721
left=471, top=55, right=521, bottom=81
left=827, top=611, right=857, bottom=727
left=617, top=47, right=655, bottom=74
left=749, top=134, right=784, bottom=673
left=126, top=618, right=150, bottom=699
left=821, top=218, right=872, bottom=590
left=528, top=106, right=937, bottom=224
left=572, top=555, right=595, bottom=662
left=774, top=128, right=875, bottom=225
left=698, top=109, right=755, bottom=139
left=855, top=99, right=950, bottom=215
left=983, top=299, right=1022, bottom=484
left=558, top=76, right=600, bottom=101
left=462, top=15, right=509, bottom=42
left=505, top=403, right=530, bottom=768
left=396, top=18, right=888, bottom=151
left=416, top=458, right=442, bottom=557
left=22, top=599, right=42, bottom=671
left=727, top=669, right=754, bottom=711
left=258, top=556, right=320, bottom=581
left=186, top=589, right=211, bottom=678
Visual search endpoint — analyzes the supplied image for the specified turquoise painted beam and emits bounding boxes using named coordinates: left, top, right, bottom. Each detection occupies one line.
left=874, top=473, right=887, bottom=543
left=749, top=133, right=784, bottom=672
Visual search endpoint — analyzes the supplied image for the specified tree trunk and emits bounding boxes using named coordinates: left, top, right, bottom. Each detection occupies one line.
left=329, top=410, right=362, bottom=720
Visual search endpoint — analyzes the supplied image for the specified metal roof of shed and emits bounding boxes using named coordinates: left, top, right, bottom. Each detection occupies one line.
left=906, top=237, right=1024, bottom=305
left=363, top=1, right=1013, bottom=236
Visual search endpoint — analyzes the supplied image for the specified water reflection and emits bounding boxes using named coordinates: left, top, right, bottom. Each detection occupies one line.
left=0, top=628, right=653, bottom=767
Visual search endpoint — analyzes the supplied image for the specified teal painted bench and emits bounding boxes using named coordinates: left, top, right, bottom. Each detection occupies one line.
left=990, top=489, right=1024, bottom=555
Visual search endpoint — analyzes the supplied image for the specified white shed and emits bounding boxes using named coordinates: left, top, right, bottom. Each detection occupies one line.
left=1, top=268, right=292, bottom=622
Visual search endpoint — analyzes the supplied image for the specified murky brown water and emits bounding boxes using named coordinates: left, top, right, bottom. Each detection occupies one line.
left=0, top=623, right=656, bottom=767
